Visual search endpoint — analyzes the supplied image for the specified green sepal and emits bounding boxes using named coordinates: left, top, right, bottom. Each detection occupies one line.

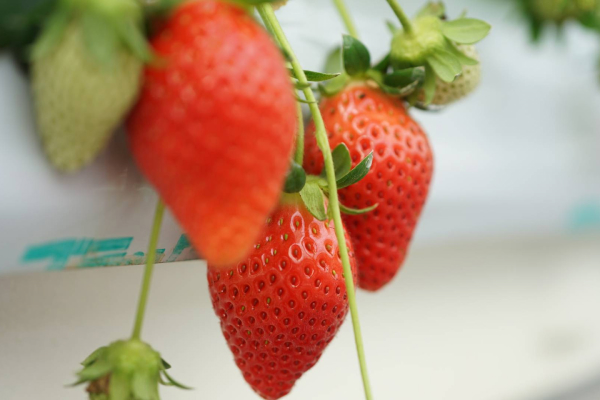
left=322, top=143, right=352, bottom=180
left=132, top=372, right=160, bottom=400
left=114, top=18, right=153, bottom=62
left=441, top=18, right=491, bottom=44
left=324, top=46, right=342, bottom=74
left=81, top=10, right=120, bottom=67
left=30, top=5, right=70, bottom=59
left=31, top=0, right=153, bottom=65
left=342, top=34, right=371, bottom=76
left=318, top=74, right=349, bottom=97
left=161, top=369, right=193, bottom=390
left=426, top=48, right=461, bottom=82
left=417, top=2, right=446, bottom=18
left=444, top=39, right=478, bottom=65
left=294, top=81, right=311, bottom=90
left=339, top=202, right=378, bottom=215
left=299, top=182, right=328, bottom=221
left=384, top=68, right=425, bottom=88
left=386, top=20, right=399, bottom=34
left=295, top=96, right=317, bottom=104
left=81, top=346, right=108, bottom=367
left=161, top=358, right=172, bottom=370
left=109, top=371, right=131, bottom=400
left=284, top=161, right=307, bottom=193
left=78, top=359, right=112, bottom=381
left=422, top=64, right=436, bottom=105
left=290, top=68, right=341, bottom=82
left=336, top=152, right=374, bottom=189
left=372, top=53, right=391, bottom=73
left=366, top=69, right=419, bottom=96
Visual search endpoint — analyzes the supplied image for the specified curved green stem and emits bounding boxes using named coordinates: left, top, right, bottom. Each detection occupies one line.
left=257, top=4, right=373, bottom=400
left=294, top=102, right=305, bottom=165
left=332, top=0, right=359, bottom=38
left=131, top=199, right=165, bottom=340
left=385, top=0, right=413, bottom=33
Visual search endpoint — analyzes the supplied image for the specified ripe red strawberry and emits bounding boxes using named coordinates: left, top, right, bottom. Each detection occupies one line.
left=304, top=84, right=433, bottom=291
left=127, top=0, right=297, bottom=267
left=207, top=194, right=357, bottom=399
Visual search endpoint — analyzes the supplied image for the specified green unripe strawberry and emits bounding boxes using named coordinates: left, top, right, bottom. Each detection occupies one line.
left=390, top=16, right=446, bottom=69
left=30, top=0, right=151, bottom=172
left=74, top=339, right=188, bottom=400
left=418, top=44, right=481, bottom=106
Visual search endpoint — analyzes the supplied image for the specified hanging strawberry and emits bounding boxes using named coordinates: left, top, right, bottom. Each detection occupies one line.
left=30, top=0, right=152, bottom=172
left=127, top=0, right=298, bottom=267
left=304, top=3, right=490, bottom=290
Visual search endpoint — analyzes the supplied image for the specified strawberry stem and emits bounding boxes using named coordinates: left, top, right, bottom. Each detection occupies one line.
left=257, top=4, right=373, bottom=399
left=131, top=199, right=165, bottom=340
left=332, top=0, right=359, bottom=38
left=385, top=0, right=413, bottom=34
left=294, top=102, right=304, bottom=165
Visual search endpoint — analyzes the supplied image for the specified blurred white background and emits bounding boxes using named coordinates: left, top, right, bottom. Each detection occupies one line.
left=1, top=0, right=600, bottom=399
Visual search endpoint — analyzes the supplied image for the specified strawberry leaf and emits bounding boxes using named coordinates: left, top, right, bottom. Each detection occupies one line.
left=342, top=34, right=371, bottom=76
left=161, top=358, right=172, bottom=370
left=441, top=18, right=491, bottom=44
left=339, top=203, right=378, bottom=215
left=299, top=182, right=328, bottom=221
left=284, top=161, right=307, bottom=193
left=336, top=152, right=373, bottom=189
left=426, top=49, right=462, bottom=82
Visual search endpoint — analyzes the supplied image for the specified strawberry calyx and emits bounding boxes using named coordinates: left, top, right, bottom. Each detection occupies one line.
left=282, top=143, right=376, bottom=220
left=386, top=1, right=490, bottom=105
left=72, top=339, right=189, bottom=400
left=319, top=35, right=423, bottom=98
left=31, top=0, right=152, bottom=65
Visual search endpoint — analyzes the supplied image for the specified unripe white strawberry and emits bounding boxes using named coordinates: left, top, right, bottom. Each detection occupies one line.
left=32, top=23, right=142, bottom=172
left=421, top=44, right=481, bottom=106
left=30, top=0, right=151, bottom=173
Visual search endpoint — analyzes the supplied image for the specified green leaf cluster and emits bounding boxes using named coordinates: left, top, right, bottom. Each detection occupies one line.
left=287, top=143, right=376, bottom=221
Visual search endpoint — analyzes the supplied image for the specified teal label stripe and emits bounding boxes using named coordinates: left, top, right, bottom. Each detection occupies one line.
left=21, top=235, right=196, bottom=271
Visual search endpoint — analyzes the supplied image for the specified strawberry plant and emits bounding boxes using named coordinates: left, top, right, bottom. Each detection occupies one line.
left=0, top=0, right=492, bottom=399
